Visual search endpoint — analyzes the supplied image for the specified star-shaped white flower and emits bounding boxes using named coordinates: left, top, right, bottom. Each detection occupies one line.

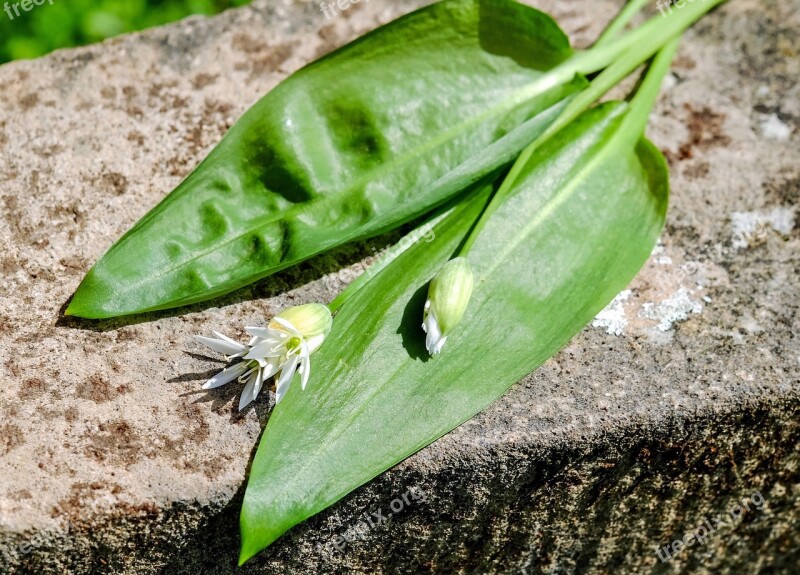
left=196, top=304, right=332, bottom=410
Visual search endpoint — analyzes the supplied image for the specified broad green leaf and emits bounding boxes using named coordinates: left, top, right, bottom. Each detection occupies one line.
left=67, top=0, right=587, bottom=319
left=239, top=100, right=669, bottom=563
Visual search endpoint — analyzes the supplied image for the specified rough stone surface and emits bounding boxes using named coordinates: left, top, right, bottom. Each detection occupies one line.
left=0, top=0, right=798, bottom=573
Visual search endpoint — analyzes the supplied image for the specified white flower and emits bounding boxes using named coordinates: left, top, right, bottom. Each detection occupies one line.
left=422, top=257, right=474, bottom=355
left=196, top=304, right=332, bottom=410
left=422, top=300, right=447, bottom=355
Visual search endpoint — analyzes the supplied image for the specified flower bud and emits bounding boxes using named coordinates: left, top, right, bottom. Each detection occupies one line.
left=422, top=257, right=474, bottom=355
left=271, top=303, right=333, bottom=338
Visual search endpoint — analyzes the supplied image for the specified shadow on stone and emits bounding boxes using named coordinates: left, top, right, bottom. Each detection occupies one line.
left=125, top=402, right=800, bottom=574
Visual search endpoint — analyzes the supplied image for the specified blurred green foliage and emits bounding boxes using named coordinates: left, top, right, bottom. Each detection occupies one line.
left=0, top=0, right=253, bottom=64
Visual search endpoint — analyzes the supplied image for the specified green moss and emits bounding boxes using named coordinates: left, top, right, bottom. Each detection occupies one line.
left=0, top=0, right=252, bottom=64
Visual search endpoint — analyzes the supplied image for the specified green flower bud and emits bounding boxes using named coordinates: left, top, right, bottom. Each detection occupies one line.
left=422, top=257, right=474, bottom=355
left=272, top=303, right=333, bottom=338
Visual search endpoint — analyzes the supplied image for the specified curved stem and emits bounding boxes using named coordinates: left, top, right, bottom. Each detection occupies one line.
left=459, top=1, right=719, bottom=256
left=627, top=36, right=681, bottom=130
left=595, top=0, right=650, bottom=48
left=566, top=0, right=722, bottom=76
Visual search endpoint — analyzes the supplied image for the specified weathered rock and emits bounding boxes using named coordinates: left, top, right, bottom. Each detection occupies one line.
left=0, top=0, right=797, bottom=573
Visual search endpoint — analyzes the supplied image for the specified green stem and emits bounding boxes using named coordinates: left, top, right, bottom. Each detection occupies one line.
left=595, top=0, right=650, bottom=48
left=459, top=2, right=718, bottom=255
left=489, top=0, right=723, bottom=125
left=567, top=0, right=722, bottom=75
left=626, top=36, right=681, bottom=131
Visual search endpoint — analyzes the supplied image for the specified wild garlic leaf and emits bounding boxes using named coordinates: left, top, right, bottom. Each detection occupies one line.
left=239, top=100, right=669, bottom=563
left=67, top=0, right=585, bottom=318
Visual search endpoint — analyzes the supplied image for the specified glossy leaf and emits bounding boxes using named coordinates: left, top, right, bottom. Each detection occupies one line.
left=67, top=0, right=587, bottom=318
left=239, top=100, right=669, bottom=563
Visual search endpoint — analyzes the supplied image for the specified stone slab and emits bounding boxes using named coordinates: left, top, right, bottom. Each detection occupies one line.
left=0, top=0, right=798, bottom=573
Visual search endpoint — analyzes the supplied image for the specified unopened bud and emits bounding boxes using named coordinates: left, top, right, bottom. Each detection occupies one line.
left=422, top=257, right=474, bottom=355
left=271, top=303, right=332, bottom=339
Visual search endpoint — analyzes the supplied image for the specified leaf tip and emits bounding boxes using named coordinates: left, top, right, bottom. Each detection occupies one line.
left=65, top=270, right=104, bottom=319
left=66, top=267, right=133, bottom=319
left=238, top=489, right=292, bottom=566
left=238, top=526, right=266, bottom=567
left=237, top=549, right=252, bottom=568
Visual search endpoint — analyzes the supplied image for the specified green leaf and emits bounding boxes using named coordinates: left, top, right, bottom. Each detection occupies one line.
left=67, top=0, right=586, bottom=318
left=239, top=99, right=669, bottom=563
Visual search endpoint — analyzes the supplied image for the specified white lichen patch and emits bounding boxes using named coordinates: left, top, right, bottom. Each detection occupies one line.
left=592, top=290, right=631, bottom=336
left=640, top=287, right=703, bottom=332
left=592, top=239, right=708, bottom=338
left=730, top=207, right=796, bottom=249
left=759, top=113, right=792, bottom=141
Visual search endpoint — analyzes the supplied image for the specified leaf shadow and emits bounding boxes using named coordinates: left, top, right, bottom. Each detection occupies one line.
left=155, top=427, right=266, bottom=574
left=397, top=284, right=431, bottom=363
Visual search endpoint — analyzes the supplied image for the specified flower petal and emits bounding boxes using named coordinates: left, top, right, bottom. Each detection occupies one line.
left=245, top=339, right=287, bottom=361
left=212, top=331, right=243, bottom=347
left=297, top=340, right=312, bottom=389
left=245, top=326, right=288, bottom=339
left=195, top=335, right=248, bottom=357
left=250, top=368, right=265, bottom=405
left=299, top=353, right=311, bottom=391
left=274, top=354, right=300, bottom=404
left=270, top=317, right=302, bottom=336
left=202, top=361, right=249, bottom=389
left=259, top=358, right=281, bottom=380
left=422, top=304, right=446, bottom=355
left=431, top=335, right=447, bottom=354
left=305, top=333, right=326, bottom=355
left=238, top=370, right=260, bottom=411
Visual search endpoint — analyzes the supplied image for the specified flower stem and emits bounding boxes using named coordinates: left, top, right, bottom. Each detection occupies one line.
left=627, top=37, right=681, bottom=130
left=567, top=0, right=723, bottom=76
left=594, top=0, right=650, bottom=48
left=458, top=1, right=720, bottom=256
